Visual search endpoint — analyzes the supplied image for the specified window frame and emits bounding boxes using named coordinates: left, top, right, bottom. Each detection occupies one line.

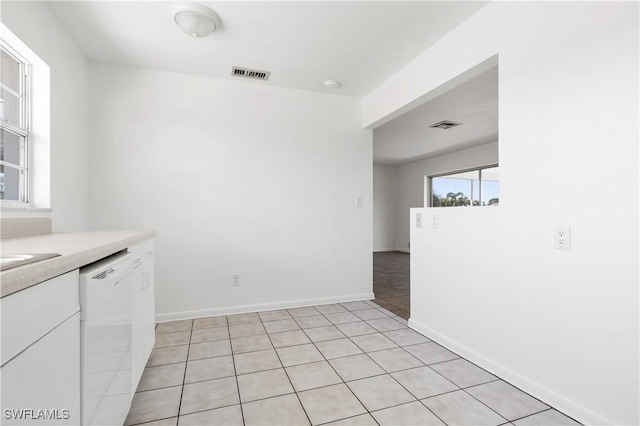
left=426, top=164, right=499, bottom=208
left=0, top=41, right=31, bottom=206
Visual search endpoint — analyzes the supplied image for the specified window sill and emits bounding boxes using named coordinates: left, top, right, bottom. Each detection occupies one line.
left=1, top=205, right=52, bottom=212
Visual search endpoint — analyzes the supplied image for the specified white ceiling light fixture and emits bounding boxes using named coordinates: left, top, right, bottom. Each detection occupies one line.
left=173, top=2, right=221, bottom=38
left=324, top=80, right=341, bottom=89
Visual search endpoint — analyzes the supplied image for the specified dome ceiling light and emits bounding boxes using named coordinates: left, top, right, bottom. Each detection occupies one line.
left=173, top=2, right=222, bottom=38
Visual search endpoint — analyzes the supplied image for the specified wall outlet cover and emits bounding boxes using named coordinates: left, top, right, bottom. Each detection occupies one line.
left=554, top=226, right=571, bottom=250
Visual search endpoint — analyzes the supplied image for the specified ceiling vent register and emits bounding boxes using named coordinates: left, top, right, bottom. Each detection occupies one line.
left=232, top=66, right=271, bottom=81
left=429, top=120, right=462, bottom=130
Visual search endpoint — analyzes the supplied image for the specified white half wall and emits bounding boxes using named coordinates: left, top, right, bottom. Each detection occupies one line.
left=0, top=1, right=90, bottom=231
left=394, top=142, right=498, bottom=250
left=373, top=164, right=399, bottom=251
left=367, top=2, right=639, bottom=425
left=88, top=63, right=373, bottom=319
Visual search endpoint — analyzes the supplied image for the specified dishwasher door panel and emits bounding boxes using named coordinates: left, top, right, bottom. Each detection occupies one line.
left=80, top=253, right=133, bottom=426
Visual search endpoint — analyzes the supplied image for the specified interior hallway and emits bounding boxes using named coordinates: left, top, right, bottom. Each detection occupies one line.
left=371, top=252, right=410, bottom=320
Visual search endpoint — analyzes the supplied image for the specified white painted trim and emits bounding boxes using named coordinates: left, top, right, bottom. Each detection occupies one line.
left=156, top=292, right=376, bottom=323
left=0, top=23, right=51, bottom=210
left=363, top=55, right=498, bottom=129
left=408, top=318, right=609, bottom=426
left=373, top=248, right=410, bottom=253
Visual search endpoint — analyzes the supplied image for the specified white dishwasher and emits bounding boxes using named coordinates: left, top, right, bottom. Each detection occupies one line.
left=79, top=251, right=134, bottom=426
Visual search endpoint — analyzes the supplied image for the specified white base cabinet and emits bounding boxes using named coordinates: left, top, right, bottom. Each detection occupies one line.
left=0, top=271, right=81, bottom=425
left=1, top=314, right=81, bottom=425
left=0, top=238, right=156, bottom=424
left=130, top=238, right=156, bottom=393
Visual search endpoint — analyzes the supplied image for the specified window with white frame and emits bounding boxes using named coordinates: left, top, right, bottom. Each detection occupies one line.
left=428, top=165, right=500, bottom=207
left=0, top=44, right=29, bottom=203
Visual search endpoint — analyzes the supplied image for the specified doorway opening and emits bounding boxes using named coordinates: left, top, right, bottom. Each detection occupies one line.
left=371, top=58, right=499, bottom=321
left=372, top=251, right=410, bottom=319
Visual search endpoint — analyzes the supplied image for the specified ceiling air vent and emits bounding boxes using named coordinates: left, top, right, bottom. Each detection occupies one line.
left=232, top=66, right=271, bottom=81
left=429, top=120, right=463, bottom=130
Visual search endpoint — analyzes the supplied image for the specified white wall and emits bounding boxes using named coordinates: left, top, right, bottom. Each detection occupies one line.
left=1, top=1, right=90, bottom=231
left=394, top=142, right=497, bottom=250
left=89, top=63, right=373, bottom=320
left=367, top=2, right=639, bottom=425
left=372, top=164, right=398, bottom=251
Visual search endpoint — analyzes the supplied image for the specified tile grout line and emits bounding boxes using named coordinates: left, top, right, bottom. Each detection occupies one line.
left=359, top=351, right=452, bottom=425
left=336, top=316, right=447, bottom=425
left=259, top=312, right=314, bottom=426
left=332, top=301, right=452, bottom=424
left=426, top=361, right=501, bottom=390
left=458, top=385, right=513, bottom=424
left=170, top=316, right=250, bottom=423
left=174, top=320, right=194, bottom=423
left=508, top=407, right=561, bottom=424
left=225, top=316, right=247, bottom=426
left=300, top=306, right=380, bottom=426
left=361, top=293, right=513, bottom=426
left=407, top=326, right=565, bottom=425
left=382, top=306, right=514, bottom=425
left=335, top=302, right=467, bottom=425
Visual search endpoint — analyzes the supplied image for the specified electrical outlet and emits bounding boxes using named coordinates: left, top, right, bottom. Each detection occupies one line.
left=355, top=196, right=363, bottom=209
left=232, top=274, right=241, bottom=286
left=432, top=214, right=439, bottom=229
left=416, top=213, right=422, bottom=228
left=554, top=226, right=571, bottom=250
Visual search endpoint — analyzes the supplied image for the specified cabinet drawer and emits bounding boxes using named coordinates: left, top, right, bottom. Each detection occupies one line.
left=128, top=238, right=154, bottom=265
left=1, top=270, right=79, bottom=365
left=1, top=312, right=81, bottom=425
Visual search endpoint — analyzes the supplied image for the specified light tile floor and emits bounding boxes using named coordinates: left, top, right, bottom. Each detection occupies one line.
left=126, top=301, right=581, bottom=426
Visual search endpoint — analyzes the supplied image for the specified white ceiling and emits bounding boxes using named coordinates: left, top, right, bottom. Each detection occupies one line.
left=46, top=1, right=488, bottom=98
left=373, top=66, right=498, bottom=165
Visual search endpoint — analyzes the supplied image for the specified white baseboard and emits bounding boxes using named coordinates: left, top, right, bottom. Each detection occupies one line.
left=408, top=318, right=613, bottom=426
left=156, top=292, right=375, bottom=322
left=373, top=248, right=410, bottom=253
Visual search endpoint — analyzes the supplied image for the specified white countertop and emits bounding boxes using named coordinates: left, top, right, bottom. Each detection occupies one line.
left=1, top=230, right=155, bottom=298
